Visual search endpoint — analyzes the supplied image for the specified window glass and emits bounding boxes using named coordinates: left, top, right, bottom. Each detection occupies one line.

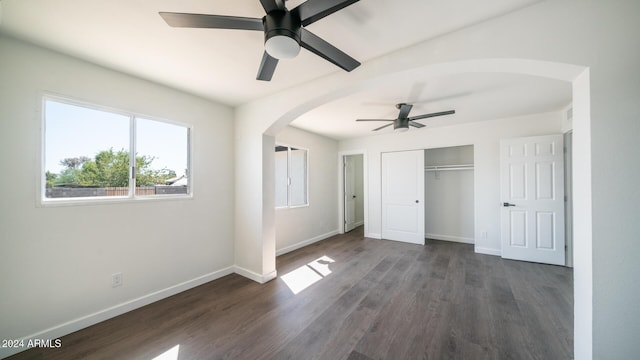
left=136, top=118, right=189, bottom=196
left=43, top=98, right=191, bottom=202
left=44, top=100, right=130, bottom=198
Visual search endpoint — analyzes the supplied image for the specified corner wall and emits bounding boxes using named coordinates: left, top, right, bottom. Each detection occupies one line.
left=0, top=35, right=235, bottom=356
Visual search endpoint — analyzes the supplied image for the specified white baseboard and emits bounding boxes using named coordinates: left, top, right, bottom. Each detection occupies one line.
left=425, top=233, right=474, bottom=244
left=354, top=220, right=364, bottom=227
left=475, top=247, right=501, bottom=256
left=275, top=229, right=339, bottom=256
left=0, top=266, right=235, bottom=359
left=234, top=265, right=277, bottom=284
left=367, top=232, right=382, bottom=239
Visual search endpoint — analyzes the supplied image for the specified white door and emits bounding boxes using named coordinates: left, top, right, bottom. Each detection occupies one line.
left=381, top=150, right=425, bottom=244
left=500, top=135, right=565, bottom=265
left=344, top=156, right=357, bottom=232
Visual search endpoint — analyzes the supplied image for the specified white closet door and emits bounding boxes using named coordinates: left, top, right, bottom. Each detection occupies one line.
left=381, top=150, right=425, bottom=244
left=500, top=135, right=565, bottom=265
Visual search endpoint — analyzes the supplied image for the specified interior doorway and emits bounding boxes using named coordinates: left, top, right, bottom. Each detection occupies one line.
left=343, top=154, right=364, bottom=233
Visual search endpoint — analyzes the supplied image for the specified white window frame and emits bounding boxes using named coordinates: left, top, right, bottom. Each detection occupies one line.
left=275, top=143, right=309, bottom=209
left=40, top=94, right=193, bottom=206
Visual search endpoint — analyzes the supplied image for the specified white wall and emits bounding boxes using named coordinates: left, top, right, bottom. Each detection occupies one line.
left=0, top=35, right=235, bottom=355
left=340, top=111, right=563, bottom=254
left=275, top=126, right=339, bottom=255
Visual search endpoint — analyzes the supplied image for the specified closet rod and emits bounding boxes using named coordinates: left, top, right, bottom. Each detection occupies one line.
left=424, top=164, right=474, bottom=172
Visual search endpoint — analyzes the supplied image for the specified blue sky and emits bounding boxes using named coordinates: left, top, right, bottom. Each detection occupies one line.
left=45, top=100, right=188, bottom=176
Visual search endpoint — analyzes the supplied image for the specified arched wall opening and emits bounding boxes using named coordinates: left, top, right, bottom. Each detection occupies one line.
left=262, top=58, right=592, bottom=357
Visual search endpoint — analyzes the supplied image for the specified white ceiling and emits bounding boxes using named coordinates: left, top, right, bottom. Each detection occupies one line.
left=0, top=0, right=571, bottom=140
left=291, top=72, right=571, bottom=140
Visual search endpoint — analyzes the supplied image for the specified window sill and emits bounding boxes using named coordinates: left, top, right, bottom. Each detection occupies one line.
left=275, top=204, right=310, bottom=210
left=39, top=194, right=194, bottom=207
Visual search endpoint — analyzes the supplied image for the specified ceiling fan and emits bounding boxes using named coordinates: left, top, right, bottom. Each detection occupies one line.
left=159, top=0, right=362, bottom=81
left=356, top=103, right=455, bottom=132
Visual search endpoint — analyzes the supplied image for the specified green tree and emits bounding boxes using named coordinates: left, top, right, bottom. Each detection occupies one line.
left=52, top=156, right=90, bottom=186
left=59, top=156, right=90, bottom=170
left=45, top=171, right=58, bottom=188
left=55, top=168, right=81, bottom=185
left=78, top=148, right=130, bottom=187
left=52, top=148, right=176, bottom=188
left=136, top=155, right=176, bottom=186
left=74, top=148, right=175, bottom=187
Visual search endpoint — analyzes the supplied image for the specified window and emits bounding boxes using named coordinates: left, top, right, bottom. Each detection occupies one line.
left=43, top=97, right=190, bottom=202
left=275, top=145, right=308, bottom=208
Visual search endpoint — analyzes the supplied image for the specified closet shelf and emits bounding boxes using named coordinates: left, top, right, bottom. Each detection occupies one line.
left=424, top=164, right=474, bottom=171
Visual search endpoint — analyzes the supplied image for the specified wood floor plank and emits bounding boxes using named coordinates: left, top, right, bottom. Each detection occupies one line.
left=8, top=229, right=573, bottom=360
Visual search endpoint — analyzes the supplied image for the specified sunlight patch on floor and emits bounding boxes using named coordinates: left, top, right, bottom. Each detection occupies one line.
left=151, top=344, right=180, bottom=360
left=281, top=255, right=335, bottom=294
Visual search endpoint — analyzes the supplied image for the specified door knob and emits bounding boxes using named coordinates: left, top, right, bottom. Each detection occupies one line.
left=352, top=195, right=356, bottom=199
left=415, top=200, right=419, bottom=203
left=503, top=202, right=516, bottom=207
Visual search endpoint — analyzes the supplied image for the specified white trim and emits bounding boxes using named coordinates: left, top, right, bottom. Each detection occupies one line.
left=425, top=233, right=474, bottom=244
left=39, top=193, right=194, bottom=208
left=0, top=266, right=234, bottom=359
left=354, top=220, right=364, bottom=228
left=276, top=229, right=339, bottom=256
left=367, top=232, right=382, bottom=239
left=233, top=266, right=277, bottom=284
left=564, top=130, right=574, bottom=268
left=572, top=69, right=592, bottom=360
left=474, top=246, right=501, bottom=256
left=337, top=149, right=368, bottom=235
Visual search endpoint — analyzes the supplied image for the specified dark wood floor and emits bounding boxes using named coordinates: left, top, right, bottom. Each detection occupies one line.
left=9, top=227, right=573, bottom=360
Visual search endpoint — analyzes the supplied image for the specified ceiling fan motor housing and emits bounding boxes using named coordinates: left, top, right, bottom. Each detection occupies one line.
left=394, top=118, right=410, bottom=130
left=263, top=10, right=302, bottom=59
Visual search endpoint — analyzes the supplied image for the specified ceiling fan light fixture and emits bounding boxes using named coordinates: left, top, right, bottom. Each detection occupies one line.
left=394, top=117, right=410, bottom=132
left=265, top=35, right=300, bottom=59
left=263, top=10, right=301, bottom=60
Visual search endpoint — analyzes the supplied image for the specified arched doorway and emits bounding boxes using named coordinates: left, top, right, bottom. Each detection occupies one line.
left=252, top=58, right=591, bottom=356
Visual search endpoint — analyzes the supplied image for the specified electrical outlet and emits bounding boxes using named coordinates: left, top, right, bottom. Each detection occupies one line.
left=481, top=231, right=488, bottom=239
left=112, top=272, right=123, bottom=288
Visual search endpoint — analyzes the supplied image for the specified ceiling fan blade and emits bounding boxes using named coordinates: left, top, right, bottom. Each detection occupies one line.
left=159, top=12, right=264, bottom=31
left=409, top=121, right=425, bottom=128
left=398, top=103, right=413, bottom=119
left=373, top=123, right=393, bottom=131
left=260, top=0, right=285, bottom=13
left=300, top=29, right=361, bottom=72
left=356, top=119, right=394, bottom=122
left=409, top=110, right=456, bottom=121
left=256, top=51, right=279, bottom=81
left=292, top=0, right=360, bottom=26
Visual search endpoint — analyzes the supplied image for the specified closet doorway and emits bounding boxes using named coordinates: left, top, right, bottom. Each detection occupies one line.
left=424, top=145, right=475, bottom=244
